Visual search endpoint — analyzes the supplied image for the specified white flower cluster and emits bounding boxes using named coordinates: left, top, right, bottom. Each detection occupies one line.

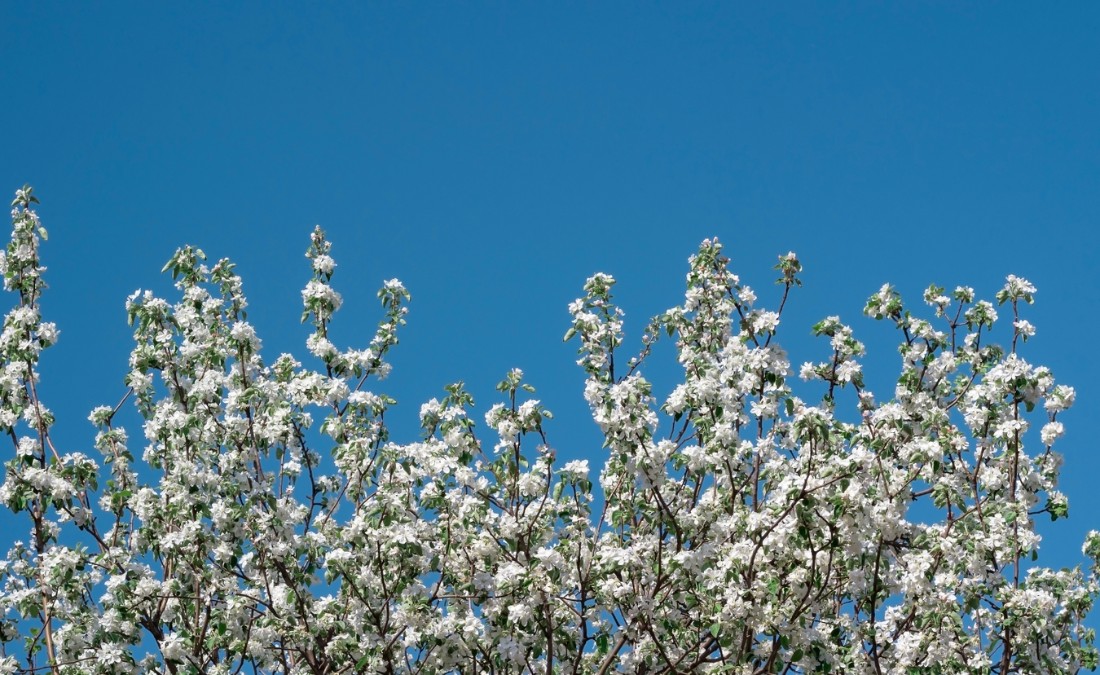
left=0, top=187, right=1096, bottom=674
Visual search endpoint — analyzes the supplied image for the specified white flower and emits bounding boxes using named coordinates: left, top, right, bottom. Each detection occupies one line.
left=306, top=334, right=338, bottom=360
left=419, top=398, right=442, bottom=421
left=561, top=459, right=590, bottom=480
left=312, top=254, right=336, bottom=275
left=97, top=642, right=125, bottom=666
left=507, top=602, right=534, bottom=624
left=1003, top=274, right=1037, bottom=297
left=750, top=310, right=780, bottom=334
left=161, top=633, right=186, bottom=662
left=1040, top=421, right=1064, bottom=446
left=835, top=360, right=861, bottom=383
left=301, top=279, right=343, bottom=311
left=665, top=384, right=689, bottom=413
left=1045, top=385, right=1076, bottom=412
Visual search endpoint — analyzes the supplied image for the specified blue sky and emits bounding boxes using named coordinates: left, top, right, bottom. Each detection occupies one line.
left=2, top=0, right=1098, bottom=621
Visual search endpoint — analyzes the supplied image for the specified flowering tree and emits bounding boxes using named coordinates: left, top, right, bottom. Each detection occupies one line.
left=0, top=185, right=1096, bottom=674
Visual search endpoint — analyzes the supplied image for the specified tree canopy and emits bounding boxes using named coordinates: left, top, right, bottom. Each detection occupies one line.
left=1, top=186, right=1096, bottom=674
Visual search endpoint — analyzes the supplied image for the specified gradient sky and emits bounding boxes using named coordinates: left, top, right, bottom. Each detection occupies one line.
left=2, top=1, right=1099, bottom=627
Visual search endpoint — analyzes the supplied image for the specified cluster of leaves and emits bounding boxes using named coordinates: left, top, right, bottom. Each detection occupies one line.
left=0, top=186, right=1097, bottom=674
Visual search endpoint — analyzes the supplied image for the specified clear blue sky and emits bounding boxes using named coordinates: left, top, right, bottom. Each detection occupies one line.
left=2, top=0, right=1098, bottom=616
